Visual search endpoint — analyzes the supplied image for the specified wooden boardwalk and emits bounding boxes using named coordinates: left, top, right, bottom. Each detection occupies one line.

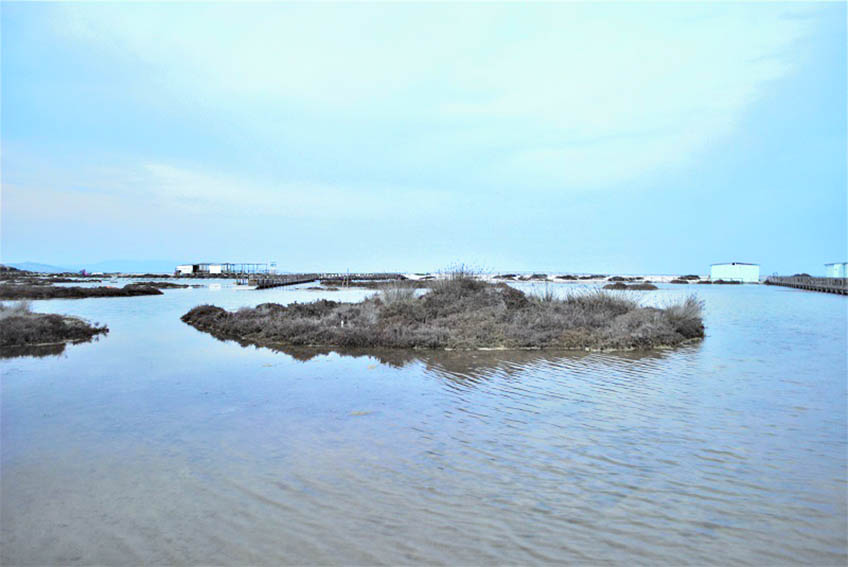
left=239, top=273, right=405, bottom=290
left=764, top=276, right=848, bottom=295
left=239, top=274, right=319, bottom=289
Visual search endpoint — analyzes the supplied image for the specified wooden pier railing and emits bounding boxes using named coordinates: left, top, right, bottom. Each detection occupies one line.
left=764, top=276, right=847, bottom=295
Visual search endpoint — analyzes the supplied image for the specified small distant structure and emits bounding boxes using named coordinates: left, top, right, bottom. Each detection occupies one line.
left=824, top=262, right=847, bottom=278
left=710, top=262, right=760, bottom=283
left=175, top=262, right=277, bottom=276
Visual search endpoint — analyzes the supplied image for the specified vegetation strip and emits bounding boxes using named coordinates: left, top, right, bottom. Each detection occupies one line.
left=0, top=283, right=164, bottom=300
left=182, top=277, right=704, bottom=352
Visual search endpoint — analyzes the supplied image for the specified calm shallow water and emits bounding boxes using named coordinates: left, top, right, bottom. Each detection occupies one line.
left=1, top=281, right=846, bottom=565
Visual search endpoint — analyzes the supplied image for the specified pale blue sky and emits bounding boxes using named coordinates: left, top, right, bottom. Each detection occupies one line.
left=2, top=2, right=845, bottom=274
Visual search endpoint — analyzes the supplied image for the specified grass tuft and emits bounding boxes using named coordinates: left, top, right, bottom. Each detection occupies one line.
left=380, top=282, right=417, bottom=305
left=662, top=295, right=705, bottom=338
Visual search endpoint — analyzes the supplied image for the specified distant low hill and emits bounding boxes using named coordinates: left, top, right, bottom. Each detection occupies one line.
left=6, top=262, right=71, bottom=273
left=74, top=260, right=178, bottom=274
left=6, top=260, right=177, bottom=274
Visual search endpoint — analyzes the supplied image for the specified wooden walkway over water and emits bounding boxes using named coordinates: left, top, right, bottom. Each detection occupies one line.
left=239, top=274, right=320, bottom=289
left=238, top=273, right=404, bottom=290
left=764, top=276, right=848, bottom=295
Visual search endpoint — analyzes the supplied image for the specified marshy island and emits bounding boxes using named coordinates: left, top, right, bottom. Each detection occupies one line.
left=0, top=302, right=108, bottom=357
left=182, top=274, right=705, bottom=352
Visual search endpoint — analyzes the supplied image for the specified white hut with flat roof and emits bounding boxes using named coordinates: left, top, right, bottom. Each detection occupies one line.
left=710, top=262, right=760, bottom=283
left=825, top=262, right=847, bottom=278
left=175, top=262, right=277, bottom=275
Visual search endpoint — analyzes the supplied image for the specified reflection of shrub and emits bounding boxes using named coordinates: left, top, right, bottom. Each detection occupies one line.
left=183, top=283, right=704, bottom=352
left=670, top=279, right=689, bottom=284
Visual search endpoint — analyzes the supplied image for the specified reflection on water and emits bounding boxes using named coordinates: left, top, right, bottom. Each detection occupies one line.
left=0, top=342, right=69, bottom=359
left=0, top=336, right=108, bottom=360
left=1, top=280, right=846, bottom=565
left=269, top=343, right=680, bottom=384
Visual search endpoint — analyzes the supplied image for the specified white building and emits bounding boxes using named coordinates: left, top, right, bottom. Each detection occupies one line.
left=175, top=262, right=277, bottom=275
left=825, top=262, right=847, bottom=278
left=710, top=262, right=760, bottom=283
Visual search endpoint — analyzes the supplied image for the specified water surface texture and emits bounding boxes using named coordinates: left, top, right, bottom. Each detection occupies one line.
left=2, top=282, right=846, bottom=564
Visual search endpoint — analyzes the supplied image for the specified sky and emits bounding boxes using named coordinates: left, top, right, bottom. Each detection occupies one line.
left=1, top=1, right=845, bottom=275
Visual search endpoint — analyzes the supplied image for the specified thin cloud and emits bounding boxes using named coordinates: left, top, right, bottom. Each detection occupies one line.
left=51, top=3, right=815, bottom=190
